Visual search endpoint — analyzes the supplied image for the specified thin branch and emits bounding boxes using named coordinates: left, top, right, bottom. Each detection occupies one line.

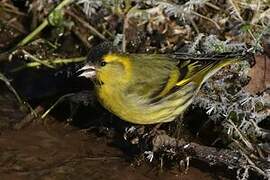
left=22, top=50, right=55, bottom=69
left=228, top=0, right=243, bottom=21
left=66, top=10, right=106, bottom=40
left=227, top=119, right=255, bottom=151
left=205, top=2, right=220, bottom=11
left=190, top=11, right=221, bottom=30
left=251, top=8, right=270, bottom=25
left=0, top=2, right=27, bottom=16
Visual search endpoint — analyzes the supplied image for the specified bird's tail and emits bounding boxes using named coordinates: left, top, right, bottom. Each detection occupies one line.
left=194, top=58, right=237, bottom=86
left=176, top=58, right=239, bottom=88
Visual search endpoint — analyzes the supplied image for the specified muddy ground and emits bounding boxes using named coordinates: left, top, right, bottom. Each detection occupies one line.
left=0, top=88, right=229, bottom=180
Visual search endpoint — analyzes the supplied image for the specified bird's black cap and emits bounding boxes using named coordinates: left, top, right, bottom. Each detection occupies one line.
left=87, top=41, right=120, bottom=64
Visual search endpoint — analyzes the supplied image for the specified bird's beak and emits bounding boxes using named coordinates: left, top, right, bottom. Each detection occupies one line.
left=77, top=64, right=96, bottom=79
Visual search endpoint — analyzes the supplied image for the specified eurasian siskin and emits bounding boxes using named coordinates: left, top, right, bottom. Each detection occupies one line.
left=79, top=44, right=240, bottom=124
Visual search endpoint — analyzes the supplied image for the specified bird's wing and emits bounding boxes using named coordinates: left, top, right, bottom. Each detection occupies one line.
left=128, top=54, right=237, bottom=102
left=147, top=60, right=200, bottom=102
left=151, top=58, right=237, bottom=102
left=127, top=54, right=179, bottom=98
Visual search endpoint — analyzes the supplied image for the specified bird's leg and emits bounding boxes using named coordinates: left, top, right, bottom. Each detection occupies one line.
left=172, top=114, right=185, bottom=139
left=66, top=101, right=80, bottom=123
left=148, top=123, right=166, bottom=137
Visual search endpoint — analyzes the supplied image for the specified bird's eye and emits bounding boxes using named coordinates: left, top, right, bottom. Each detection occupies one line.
left=101, top=61, right=107, bottom=67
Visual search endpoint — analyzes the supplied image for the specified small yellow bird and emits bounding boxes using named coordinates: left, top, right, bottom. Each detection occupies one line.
left=79, top=49, right=238, bottom=124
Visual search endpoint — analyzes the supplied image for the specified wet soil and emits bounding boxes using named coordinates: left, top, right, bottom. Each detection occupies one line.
left=0, top=122, right=218, bottom=180
left=0, top=89, right=226, bottom=180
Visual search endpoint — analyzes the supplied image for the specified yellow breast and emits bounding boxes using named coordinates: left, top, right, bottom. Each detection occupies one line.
left=97, top=84, right=129, bottom=117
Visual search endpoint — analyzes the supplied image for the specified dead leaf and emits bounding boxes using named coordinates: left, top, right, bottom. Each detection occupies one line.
left=244, top=55, right=270, bottom=94
left=262, top=34, right=270, bottom=57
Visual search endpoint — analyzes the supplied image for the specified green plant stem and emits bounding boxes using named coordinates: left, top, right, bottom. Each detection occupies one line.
left=11, top=57, right=85, bottom=72
left=0, top=72, right=36, bottom=116
left=17, top=20, right=48, bottom=47
left=16, top=0, right=73, bottom=47
left=0, top=72, right=23, bottom=105
left=22, top=50, right=55, bottom=68
left=41, top=93, right=75, bottom=119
